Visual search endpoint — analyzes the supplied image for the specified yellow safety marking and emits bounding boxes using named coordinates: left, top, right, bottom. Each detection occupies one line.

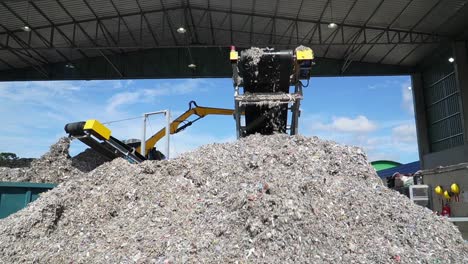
left=296, top=49, right=314, bottom=60
left=84, top=119, right=111, bottom=140
left=230, top=50, right=239, bottom=61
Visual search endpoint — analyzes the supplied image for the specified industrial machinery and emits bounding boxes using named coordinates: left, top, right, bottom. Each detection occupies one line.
left=65, top=46, right=314, bottom=163
left=230, top=46, right=314, bottom=138
left=64, top=101, right=236, bottom=163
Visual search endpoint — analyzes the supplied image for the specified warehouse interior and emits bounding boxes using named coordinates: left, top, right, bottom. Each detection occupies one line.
left=0, top=0, right=467, bottom=164
left=1, top=0, right=468, bottom=260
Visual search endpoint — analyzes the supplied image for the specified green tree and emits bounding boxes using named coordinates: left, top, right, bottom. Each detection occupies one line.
left=0, top=152, right=18, bottom=161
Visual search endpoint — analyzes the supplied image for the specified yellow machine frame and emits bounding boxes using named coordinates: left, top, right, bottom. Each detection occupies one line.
left=66, top=101, right=238, bottom=162
left=137, top=101, right=235, bottom=155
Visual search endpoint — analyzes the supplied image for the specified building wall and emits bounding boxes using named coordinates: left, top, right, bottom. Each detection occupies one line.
left=414, top=41, right=468, bottom=169
left=421, top=164, right=468, bottom=238
left=416, top=42, right=468, bottom=238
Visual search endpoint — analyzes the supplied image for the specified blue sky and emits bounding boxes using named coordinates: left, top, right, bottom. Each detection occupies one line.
left=0, top=75, right=418, bottom=163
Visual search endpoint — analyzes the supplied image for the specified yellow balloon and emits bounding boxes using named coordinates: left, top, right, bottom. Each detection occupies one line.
left=451, top=183, right=460, bottom=194
left=444, top=190, right=451, bottom=199
left=435, top=186, right=443, bottom=195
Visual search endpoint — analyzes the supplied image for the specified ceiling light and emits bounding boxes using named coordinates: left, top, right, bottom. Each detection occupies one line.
left=21, top=25, right=31, bottom=32
left=448, top=57, right=455, bottom=63
left=188, top=63, right=196, bottom=69
left=328, top=22, right=338, bottom=29
left=177, top=27, right=187, bottom=34
left=65, top=63, right=75, bottom=69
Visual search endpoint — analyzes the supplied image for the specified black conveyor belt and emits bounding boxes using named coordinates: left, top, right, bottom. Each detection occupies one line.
left=238, top=49, right=294, bottom=136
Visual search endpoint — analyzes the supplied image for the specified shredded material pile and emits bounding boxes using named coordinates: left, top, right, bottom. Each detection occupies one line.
left=72, top=148, right=111, bottom=173
left=0, top=134, right=467, bottom=263
left=0, top=137, right=108, bottom=183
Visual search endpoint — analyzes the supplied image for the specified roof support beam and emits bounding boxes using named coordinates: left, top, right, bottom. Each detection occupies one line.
left=1, top=2, right=71, bottom=63
left=229, top=0, right=233, bottom=44
left=0, top=6, right=445, bottom=47
left=0, top=47, right=414, bottom=82
left=81, top=0, right=124, bottom=54
left=208, top=0, right=216, bottom=44
left=339, top=0, right=384, bottom=59
left=0, top=4, right=443, bottom=39
left=0, top=29, right=442, bottom=51
left=136, top=0, right=159, bottom=45
left=0, top=42, right=48, bottom=78
left=308, top=0, right=330, bottom=44
left=0, top=25, right=49, bottom=65
left=29, top=1, right=88, bottom=59
left=55, top=0, right=119, bottom=57
left=380, top=0, right=443, bottom=64
left=249, top=0, right=255, bottom=45
left=289, top=0, right=305, bottom=47
left=0, top=58, right=15, bottom=70
left=160, top=0, right=179, bottom=45
left=98, top=49, right=123, bottom=77
left=323, top=0, right=359, bottom=57
left=360, top=0, right=415, bottom=62
left=109, top=0, right=139, bottom=45
left=399, top=0, right=468, bottom=65
left=339, top=0, right=385, bottom=72
left=186, top=0, right=200, bottom=44
left=277, top=21, right=295, bottom=44
left=269, top=0, right=280, bottom=44
left=190, top=6, right=443, bottom=38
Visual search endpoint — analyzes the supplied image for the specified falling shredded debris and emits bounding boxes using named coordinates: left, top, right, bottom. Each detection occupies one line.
left=0, top=134, right=467, bottom=263
left=236, top=92, right=302, bottom=107
left=295, top=45, right=310, bottom=51
left=0, top=137, right=108, bottom=183
left=241, top=47, right=265, bottom=66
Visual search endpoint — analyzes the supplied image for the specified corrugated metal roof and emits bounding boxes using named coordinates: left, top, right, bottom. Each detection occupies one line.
left=377, top=161, right=420, bottom=178
left=0, top=0, right=467, bottom=73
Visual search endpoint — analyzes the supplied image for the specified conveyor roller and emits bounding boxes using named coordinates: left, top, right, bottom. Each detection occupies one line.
left=230, top=46, right=314, bottom=137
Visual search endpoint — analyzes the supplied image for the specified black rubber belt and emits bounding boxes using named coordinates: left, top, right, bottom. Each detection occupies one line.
left=239, top=49, right=293, bottom=136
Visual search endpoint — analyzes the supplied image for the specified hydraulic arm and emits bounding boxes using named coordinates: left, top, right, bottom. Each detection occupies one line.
left=64, top=101, right=236, bottom=162
left=137, top=101, right=235, bottom=156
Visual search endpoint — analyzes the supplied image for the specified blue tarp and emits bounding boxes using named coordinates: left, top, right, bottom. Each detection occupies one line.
left=377, top=161, right=420, bottom=179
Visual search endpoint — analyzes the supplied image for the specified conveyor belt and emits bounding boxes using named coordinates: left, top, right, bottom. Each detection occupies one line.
left=65, top=120, right=145, bottom=163
left=237, top=49, right=294, bottom=136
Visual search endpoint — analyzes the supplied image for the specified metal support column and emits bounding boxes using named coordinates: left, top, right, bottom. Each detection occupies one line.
left=453, top=41, right=468, bottom=144
left=234, top=85, right=242, bottom=139
left=412, top=73, right=430, bottom=168
left=165, top=111, right=171, bottom=159
left=141, top=110, right=171, bottom=159
left=290, top=82, right=303, bottom=135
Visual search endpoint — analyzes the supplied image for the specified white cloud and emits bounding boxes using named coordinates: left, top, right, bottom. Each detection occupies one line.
left=368, top=152, right=401, bottom=162
left=0, top=78, right=226, bottom=159
left=104, top=79, right=209, bottom=114
left=106, top=92, right=142, bottom=113
left=33, top=81, right=81, bottom=91
left=367, top=79, right=403, bottom=90
left=331, top=116, right=377, bottom=133
left=143, top=79, right=208, bottom=96
left=109, top=80, right=134, bottom=89
left=402, top=83, right=414, bottom=116
left=313, top=115, right=377, bottom=133
left=0, top=80, right=147, bottom=158
left=113, top=81, right=123, bottom=89
left=392, top=123, right=417, bottom=143
left=302, top=112, right=418, bottom=163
